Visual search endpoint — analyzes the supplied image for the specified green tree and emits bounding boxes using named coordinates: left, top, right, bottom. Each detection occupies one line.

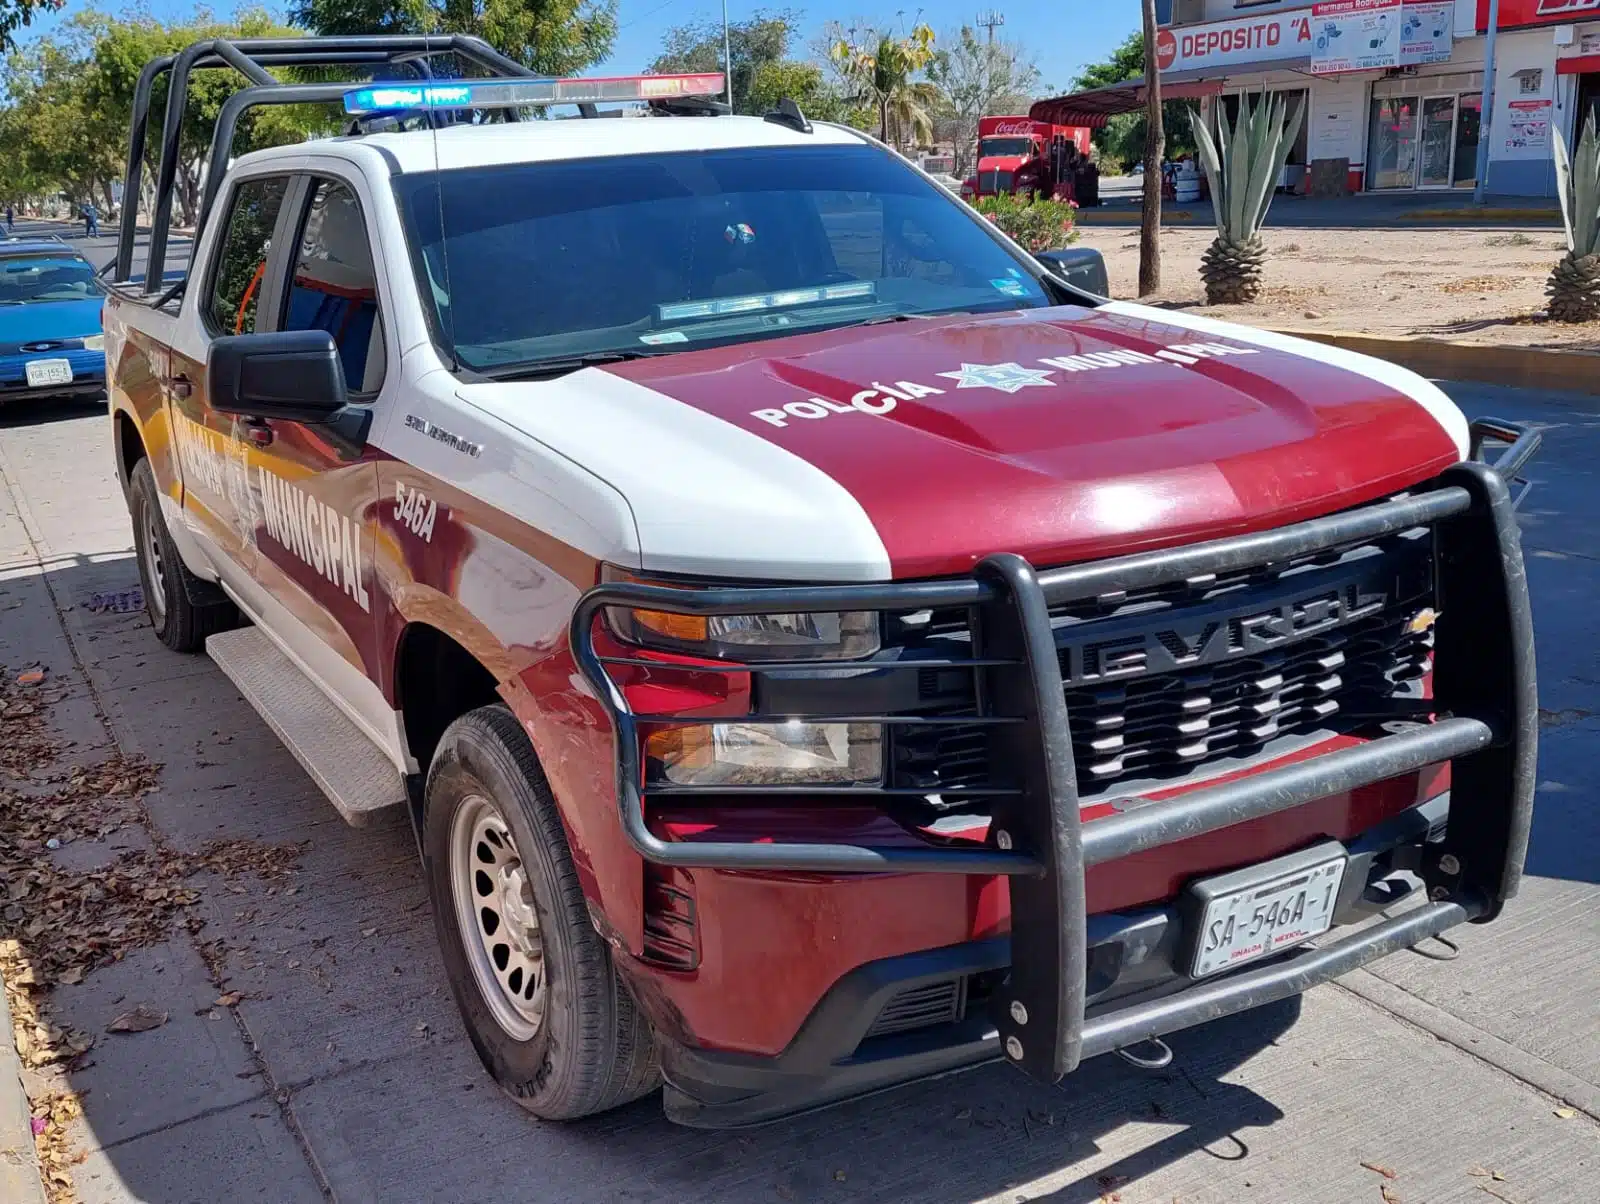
left=88, top=11, right=338, bottom=226
left=288, top=0, right=616, bottom=78
left=927, top=26, right=1040, bottom=176
left=828, top=24, right=941, bottom=150
left=1071, top=30, right=1193, bottom=172
left=650, top=8, right=791, bottom=113
left=0, top=0, right=63, bottom=53
left=0, top=15, right=124, bottom=211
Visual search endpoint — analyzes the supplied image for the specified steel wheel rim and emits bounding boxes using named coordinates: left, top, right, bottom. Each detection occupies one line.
left=450, top=794, right=546, bottom=1041
left=139, top=502, right=168, bottom=621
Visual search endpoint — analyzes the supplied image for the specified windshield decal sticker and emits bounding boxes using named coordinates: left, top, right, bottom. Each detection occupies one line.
left=640, top=331, right=688, bottom=345
left=991, top=278, right=1028, bottom=298
left=405, top=413, right=483, bottom=459
left=742, top=342, right=1261, bottom=429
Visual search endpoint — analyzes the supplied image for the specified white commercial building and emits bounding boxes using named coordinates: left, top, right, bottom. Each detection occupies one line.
left=1056, top=1, right=1600, bottom=198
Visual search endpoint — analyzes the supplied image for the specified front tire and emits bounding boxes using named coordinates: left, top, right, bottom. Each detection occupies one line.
left=128, top=458, right=236, bottom=652
left=423, top=704, right=660, bottom=1120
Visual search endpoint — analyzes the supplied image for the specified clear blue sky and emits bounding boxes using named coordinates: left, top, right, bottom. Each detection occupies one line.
left=22, top=0, right=1143, bottom=96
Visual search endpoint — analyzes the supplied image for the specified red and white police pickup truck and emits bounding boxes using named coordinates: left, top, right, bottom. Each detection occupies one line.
left=105, top=38, right=1539, bottom=1128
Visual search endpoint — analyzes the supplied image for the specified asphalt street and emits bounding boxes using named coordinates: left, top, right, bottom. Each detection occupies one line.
left=0, top=224, right=1595, bottom=1201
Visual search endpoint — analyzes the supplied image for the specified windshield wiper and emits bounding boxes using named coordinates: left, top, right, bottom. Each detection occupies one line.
left=482, top=350, right=660, bottom=381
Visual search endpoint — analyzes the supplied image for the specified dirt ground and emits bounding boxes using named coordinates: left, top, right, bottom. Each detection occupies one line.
left=1078, top=224, right=1600, bottom=350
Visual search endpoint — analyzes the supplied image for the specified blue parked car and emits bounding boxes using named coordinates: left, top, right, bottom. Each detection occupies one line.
left=0, top=238, right=106, bottom=403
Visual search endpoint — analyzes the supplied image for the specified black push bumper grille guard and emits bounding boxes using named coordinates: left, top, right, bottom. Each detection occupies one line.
left=570, top=418, right=1539, bottom=1085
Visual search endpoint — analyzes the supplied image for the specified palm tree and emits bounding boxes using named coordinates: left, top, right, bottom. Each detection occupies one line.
left=830, top=26, right=939, bottom=150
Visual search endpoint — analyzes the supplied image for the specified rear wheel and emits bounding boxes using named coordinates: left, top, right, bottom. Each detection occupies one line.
left=424, top=704, right=660, bottom=1120
left=128, top=458, right=235, bottom=652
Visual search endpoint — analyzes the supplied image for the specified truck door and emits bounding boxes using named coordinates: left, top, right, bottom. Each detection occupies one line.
left=167, top=171, right=296, bottom=589
left=233, top=172, right=397, bottom=753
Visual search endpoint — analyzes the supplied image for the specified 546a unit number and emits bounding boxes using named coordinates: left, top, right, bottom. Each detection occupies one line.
left=393, top=482, right=439, bottom=542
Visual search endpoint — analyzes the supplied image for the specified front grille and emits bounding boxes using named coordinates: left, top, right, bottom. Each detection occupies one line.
left=979, top=170, right=1014, bottom=193
left=892, top=526, right=1435, bottom=809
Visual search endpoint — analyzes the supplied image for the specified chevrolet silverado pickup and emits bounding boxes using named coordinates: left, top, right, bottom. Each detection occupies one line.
left=104, top=37, right=1538, bottom=1128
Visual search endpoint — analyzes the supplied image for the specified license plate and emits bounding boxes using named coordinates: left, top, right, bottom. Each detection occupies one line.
left=25, top=358, right=72, bottom=388
left=1188, top=850, right=1347, bottom=978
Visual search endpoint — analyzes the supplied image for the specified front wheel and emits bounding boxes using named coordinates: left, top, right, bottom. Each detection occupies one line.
left=423, top=705, right=660, bottom=1120
left=128, top=458, right=235, bottom=652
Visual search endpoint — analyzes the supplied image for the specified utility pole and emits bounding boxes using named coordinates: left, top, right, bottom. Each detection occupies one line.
left=1474, top=0, right=1501, bottom=205
left=722, top=0, right=734, bottom=110
left=1139, top=0, right=1164, bottom=296
left=976, top=10, right=1004, bottom=44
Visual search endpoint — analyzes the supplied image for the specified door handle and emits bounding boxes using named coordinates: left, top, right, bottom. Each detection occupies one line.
left=243, top=417, right=273, bottom=448
left=163, top=373, right=192, bottom=400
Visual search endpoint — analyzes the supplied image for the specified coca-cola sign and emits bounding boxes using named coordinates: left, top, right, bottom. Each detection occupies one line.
left=1477, top=0, right=1600, bottom=30
left=993, top=120, right=1034, bottom=135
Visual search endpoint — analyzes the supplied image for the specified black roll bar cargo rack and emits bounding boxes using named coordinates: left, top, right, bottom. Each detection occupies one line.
left=113, top=34, right=551, bottom=296
left=571, top=418, right=1539, bottom=1084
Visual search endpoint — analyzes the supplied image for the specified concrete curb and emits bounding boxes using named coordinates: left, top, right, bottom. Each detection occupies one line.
left=0, top=975, right=48, bottom=1204
left=1340, top=972, right=1600, bottom=1124
left=1402, top=206, right=1558, bottom=222
left=1268, top=327, right=1600, bottom=397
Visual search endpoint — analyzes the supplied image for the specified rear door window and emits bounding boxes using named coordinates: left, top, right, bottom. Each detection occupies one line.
left=207, top=176, right=290, bottom=336
left=280, top=179, right=385, bottom=395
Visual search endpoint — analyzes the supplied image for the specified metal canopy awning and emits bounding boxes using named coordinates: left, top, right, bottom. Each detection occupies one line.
left=1029, top=76, right=1224, bottom=128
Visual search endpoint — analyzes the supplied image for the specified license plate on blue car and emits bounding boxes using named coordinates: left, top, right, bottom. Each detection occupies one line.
left=25, top=358, right=72, bottom=388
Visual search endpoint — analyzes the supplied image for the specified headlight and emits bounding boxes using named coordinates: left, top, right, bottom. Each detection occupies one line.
left=647, top=721, right=882, bottom=786
left=81, top=335, right=104, bottom=351
left=604, top=569, right=881, bottom=662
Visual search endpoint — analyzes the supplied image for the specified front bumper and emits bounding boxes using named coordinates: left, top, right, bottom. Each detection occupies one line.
left=656, top=791, right=1453, bottom=1126
left=571, top=418, right=1539, bottom=1123
left=0, top=349, right=106, bottom=400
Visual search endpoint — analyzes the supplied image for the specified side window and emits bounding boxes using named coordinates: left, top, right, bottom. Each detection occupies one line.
left=208, top=176, right=289, bottom=336
left=282, top=179, right=385, bottom=395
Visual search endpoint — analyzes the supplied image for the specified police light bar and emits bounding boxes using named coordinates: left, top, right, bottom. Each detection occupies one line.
left=343, top=73, right=727, bottom=115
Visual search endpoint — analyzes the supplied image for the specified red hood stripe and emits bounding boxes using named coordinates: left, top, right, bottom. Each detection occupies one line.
left=609, top=307, right=1459, bottom=578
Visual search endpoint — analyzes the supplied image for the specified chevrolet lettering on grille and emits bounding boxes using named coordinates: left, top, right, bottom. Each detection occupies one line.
left=1057, top=557, right=1406, bottom=687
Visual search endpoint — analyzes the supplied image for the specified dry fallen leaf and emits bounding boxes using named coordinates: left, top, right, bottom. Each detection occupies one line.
left=1553, top=1106, right=1577, bottom=1120
left=214, top=991, right=242, bottom=1008
left=1362, top=1162, right=1399, bottom=1180
left=16, top=669, right=45, bottom=685
left=361, top=927, right=377, bottom=937
left=106, top=1005, right=168, bottom=1034
left=1380, top=1185, right=1402, bottom=1204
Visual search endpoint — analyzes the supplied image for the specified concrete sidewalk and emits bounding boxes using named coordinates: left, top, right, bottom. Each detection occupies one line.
left=0, top=390, right=1597, bottom=1201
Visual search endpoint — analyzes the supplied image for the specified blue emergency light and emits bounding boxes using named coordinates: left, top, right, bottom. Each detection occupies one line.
left=342, top=73, right=727, bottom=116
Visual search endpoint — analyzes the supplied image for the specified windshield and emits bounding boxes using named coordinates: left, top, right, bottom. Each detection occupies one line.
left=0, top=256, right=103, bottom=305
left=979, top=137, right=1036, bottom=158
left=394, top=143, right=1051, bottom=375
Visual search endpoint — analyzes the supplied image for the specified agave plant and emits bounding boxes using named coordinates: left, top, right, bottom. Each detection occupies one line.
left=1549, top=113, right=1600, bottom=323
left=1188, top=93, right=1305, bottom=305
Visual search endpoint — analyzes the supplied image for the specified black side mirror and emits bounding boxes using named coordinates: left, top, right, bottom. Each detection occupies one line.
left=207, top=329, right=369, bottom=457
left=1036, top=246, right=1109, bottom=299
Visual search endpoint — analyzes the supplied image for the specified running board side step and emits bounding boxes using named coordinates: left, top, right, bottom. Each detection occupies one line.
left=206, top=627, right=407, bottom=826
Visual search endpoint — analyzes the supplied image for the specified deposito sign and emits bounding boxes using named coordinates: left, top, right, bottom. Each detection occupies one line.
left=1154, top=10, right=1315, bottom=73
left=1310, top=0, right=1454, bottom=76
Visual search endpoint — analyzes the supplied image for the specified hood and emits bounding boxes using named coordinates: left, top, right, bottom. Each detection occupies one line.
left=0, top=297, right=103, bottom=348
left=599, top=301, right=1466, bottom=579
left=976, top=154, right=1030, bottom=174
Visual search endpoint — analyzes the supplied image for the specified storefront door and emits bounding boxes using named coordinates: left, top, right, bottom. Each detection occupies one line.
left=1367, top=96, right=1420, bottom=190
left=1419, top=95, right=1458, bottom=189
